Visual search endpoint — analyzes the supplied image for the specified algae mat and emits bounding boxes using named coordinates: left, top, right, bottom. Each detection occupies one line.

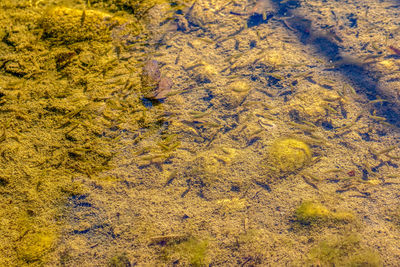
left=1, top=0, right=400, bottom=266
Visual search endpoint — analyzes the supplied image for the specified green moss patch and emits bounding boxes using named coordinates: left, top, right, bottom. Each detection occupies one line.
left=295, top=201, right=354, bottom=226
left=161, top=237, right=209, bottom=267
left=308, top=234, right=381, bottom=266
left=268, top=138, right=312, bottom=173
left=0, top=0, right=168, bottom=265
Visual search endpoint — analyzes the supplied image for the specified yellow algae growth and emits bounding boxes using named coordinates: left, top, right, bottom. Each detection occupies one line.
left=40, top=6, right=133, bottom=44
left=295, top=201, right=354, bottom=225
left=308, top=234, right=382, bottom=266
left=0, top=0, right=166, bottom=265
left=288, top=84, right=342, bottom=123
left=17, top=230, right=57, bottom=263
left=268, top=138, right=312, bottom=173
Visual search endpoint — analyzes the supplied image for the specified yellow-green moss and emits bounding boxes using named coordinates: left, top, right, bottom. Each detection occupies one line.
left=308, top=234, right=381, bottom=266
left=295, top=201, right=355, bottom=226
left=163, top=237, right=209, bottom=267
left=17, top=230, right=57, bottom=263
left=108, top=253, right=131, bottom=267
left=39, top=6, right=136, bottom=44
left=268, top=138, right=312, bottom=173
left=190, top=61, right=219, bottom=83
left=288, top=86, right=341, bottom=123
left=296, top=201, right=331, bottom=224
left=189, top=151, right=228, bottom=186
left=0, top=0, right=157, bottom=265
left=229, top=80, right=250, bottom=93
left=98, top=0, right=178, bottom=17
left=345, top=251, right=383, bottom=267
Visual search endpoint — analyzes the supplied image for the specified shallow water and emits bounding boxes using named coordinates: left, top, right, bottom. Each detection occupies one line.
left=0, top=0, right=400, bottom=266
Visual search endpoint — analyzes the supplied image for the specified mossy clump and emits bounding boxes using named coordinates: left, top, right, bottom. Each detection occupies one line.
left=308, top=234, right=381, bottom=266
left=39, top=6, right=135, bottom=44
left=229, top=80, right=250, bottom=93
left=108, top=253, right=131, bottom=267
left=92, top=0, right=175, bottom=16
left=16, top=230, right=57, bottom=263
left=162, top=237, right=209, bottom=267
left=296, top=201, right=330, bottom=225
left=295, top=201, right=354, bottom=225
left=217, top=80, right=250, bottom=107
left=191, top=61, right=219, bottom=83
left=288, top=86, right=341, bottom=123
left=0, top=0, right=169, bottom=265
left=189, top=152, right=228, bottom=186
left=268, top=138, right=312, bottom=173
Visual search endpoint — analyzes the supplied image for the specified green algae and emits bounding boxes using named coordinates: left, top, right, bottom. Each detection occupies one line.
left=268, top=138, right=312, bottom=173
left=162, top=237, right=209, bottom=267
left=17, top=230, right=58, bottom=263
left=295, top=201, right=355, bottom=226
left=39, top=6, right=136, bottom=44
left=0, top=0, right=174, bottom=265
left=108, top=253, right=131, bottom=267
left=307, top=234, right=382, bottom=266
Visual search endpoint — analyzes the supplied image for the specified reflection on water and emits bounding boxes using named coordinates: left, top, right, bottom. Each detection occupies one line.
left=0, top=0, right=400, bottom=266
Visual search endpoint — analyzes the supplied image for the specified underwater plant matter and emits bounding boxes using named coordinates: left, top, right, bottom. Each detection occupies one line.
left=162, top=237, right=209, bottom=267
left=295, top=201, right=354, bottom=225
left=0, top=0, right=171, bottom=265
left=268, top=138, right=312, bottom=173
left=308, top=234, right=381, bottom=266
left=39, top=6, right=134, bottom=44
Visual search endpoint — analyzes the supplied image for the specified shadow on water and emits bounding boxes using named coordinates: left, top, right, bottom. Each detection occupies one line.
left=270, top=0, right=400, bottom=127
